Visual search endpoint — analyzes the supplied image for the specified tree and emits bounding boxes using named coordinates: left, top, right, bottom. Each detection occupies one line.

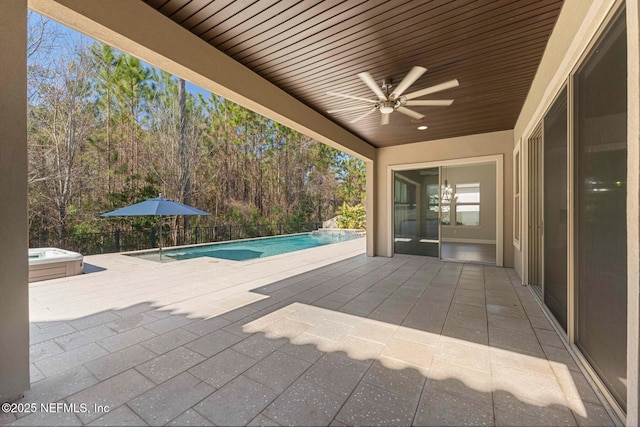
left=113, top=54, right=151, bottom=191
left=335, top=154, right=366, bottom=206
left=29, top=44, right=96, bottom=236
left=88, top=43, right=121, bottom=194
left=27, top=11, right=61, bottom=103
left=145, top=71, right=204, bottom=210
left=178, top=79, right=189, bottom=215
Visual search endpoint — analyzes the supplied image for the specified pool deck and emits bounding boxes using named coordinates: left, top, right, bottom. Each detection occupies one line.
left=5, top=239, right=619, bottom=426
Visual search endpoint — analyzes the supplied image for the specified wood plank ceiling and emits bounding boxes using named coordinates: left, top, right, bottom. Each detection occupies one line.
left=143, top=0, right=564, bottom=148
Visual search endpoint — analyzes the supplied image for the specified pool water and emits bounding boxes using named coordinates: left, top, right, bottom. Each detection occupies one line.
left=128, top=232, right=362, bottom=262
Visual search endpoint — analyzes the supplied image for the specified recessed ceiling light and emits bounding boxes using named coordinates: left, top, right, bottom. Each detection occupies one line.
left=417, top=125, right=428, bottom=130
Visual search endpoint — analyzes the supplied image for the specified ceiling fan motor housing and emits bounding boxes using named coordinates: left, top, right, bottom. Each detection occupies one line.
left=377, top=99, right=401, bottom=114
left=378, top=78, right=410, bottom=113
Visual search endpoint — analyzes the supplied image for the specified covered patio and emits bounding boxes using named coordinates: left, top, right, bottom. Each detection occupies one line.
left=2, top=0, right=640, bottom=425
left=2, top=241, right=614, bottom=426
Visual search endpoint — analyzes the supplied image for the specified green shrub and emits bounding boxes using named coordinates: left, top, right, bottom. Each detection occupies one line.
left=335, top=202, right=366, bottom=230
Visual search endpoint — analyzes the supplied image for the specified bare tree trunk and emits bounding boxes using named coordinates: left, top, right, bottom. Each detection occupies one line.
left=178, top=78, right=191, bottom=231
left=106, top=90, right=112, bottom=194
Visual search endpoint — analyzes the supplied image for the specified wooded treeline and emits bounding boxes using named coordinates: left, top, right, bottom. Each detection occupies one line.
left=27, top=28, right=365, bottom=240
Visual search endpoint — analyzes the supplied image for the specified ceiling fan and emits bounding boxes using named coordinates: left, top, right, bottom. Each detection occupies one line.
left=326, top=66, right=459, bottom=126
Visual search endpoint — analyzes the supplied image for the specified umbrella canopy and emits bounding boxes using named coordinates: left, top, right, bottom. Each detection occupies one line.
left=101, top=196, right=210, bottom=217
left=101, top=196, right=210, bottom=262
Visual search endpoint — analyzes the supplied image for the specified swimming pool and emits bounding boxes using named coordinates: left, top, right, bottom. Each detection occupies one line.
left=127, top=232, right=362, bottom=262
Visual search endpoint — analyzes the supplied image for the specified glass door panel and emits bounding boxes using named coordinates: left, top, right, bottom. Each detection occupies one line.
left=394, top=168, right=439, bottom=257
left=574, top=10, right=627, bottom=410
left=543, top=87, right=568, bottom=330
left=528, top=126, right=543, bottom=291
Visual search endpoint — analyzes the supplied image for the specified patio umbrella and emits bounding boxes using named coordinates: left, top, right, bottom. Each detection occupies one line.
left=101, top=195, right=210, bottom=262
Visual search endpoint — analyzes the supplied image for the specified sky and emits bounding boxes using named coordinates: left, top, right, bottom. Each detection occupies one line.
left=30, top=11, right=213, bottom=100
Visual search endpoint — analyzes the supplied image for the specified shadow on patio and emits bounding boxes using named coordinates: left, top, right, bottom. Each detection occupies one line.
left=9, top=255, right=617, bottom=426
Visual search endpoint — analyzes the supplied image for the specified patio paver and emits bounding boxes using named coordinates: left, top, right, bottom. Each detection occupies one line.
left=13, top=239, right=618, bottom=426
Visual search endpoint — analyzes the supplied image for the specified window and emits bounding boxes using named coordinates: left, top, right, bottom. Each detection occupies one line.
left=455, top=183, right=480, bottom=226
left=513, top=141, right=521, bottom=249
left=441, top=182, right=480, bottom=226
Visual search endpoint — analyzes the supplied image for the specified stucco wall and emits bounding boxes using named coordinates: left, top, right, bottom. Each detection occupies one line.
left=374, top=130, right=513, bottom=267
left=0, top=0, right=30, bottom=402
left=514, top=0, right=593, bottom=140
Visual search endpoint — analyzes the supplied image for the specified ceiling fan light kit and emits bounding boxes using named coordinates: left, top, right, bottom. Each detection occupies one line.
left=327, top=66, right=459, bottom=127
left=379, top=103, right=395, bottom=114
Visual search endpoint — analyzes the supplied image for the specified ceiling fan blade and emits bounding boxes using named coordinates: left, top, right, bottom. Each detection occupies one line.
left=405, top=99, right=454, bottom=106
left=397, top=107, right=425, bottom=120
left=404, top=79, right=460, bottom=100
left=357, top=72, right=387, bottom=100
left=350, top=107, right=377, bottom=123
left=390, top=66, right=427, bottom=99
left=326, top=91, right=377, bottom=104
left=327, top=105, right=371, bottom=114
left=380, top=113, right=390, bottom=126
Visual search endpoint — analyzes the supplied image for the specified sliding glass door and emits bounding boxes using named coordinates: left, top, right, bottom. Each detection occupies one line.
left=394, top=168, right=440, bottom=257
left=574, top=10, right=627, bottom=410
left=543, top=88, right=568, bottom=330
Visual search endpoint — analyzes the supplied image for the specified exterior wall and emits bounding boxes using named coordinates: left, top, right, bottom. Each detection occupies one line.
left=514, top=0, right=594, bottom=140
left=374, top=130, right=513, bottom=267
left=365, top=159, right=377, bottom=257
left=0, top=0, right=30, bottom=402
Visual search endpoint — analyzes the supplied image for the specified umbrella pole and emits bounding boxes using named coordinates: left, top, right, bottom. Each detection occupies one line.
left=158, top=216, right=163, bottom=263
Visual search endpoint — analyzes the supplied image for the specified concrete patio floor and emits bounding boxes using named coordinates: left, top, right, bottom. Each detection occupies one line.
left=2, top=239, right=618, bottom=426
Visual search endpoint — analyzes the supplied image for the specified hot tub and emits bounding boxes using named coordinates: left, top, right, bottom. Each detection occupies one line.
left=28, top=248, right=84, bottom=283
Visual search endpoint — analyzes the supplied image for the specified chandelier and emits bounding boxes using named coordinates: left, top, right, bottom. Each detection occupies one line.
left=441, top=180, right=456, bottom=202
